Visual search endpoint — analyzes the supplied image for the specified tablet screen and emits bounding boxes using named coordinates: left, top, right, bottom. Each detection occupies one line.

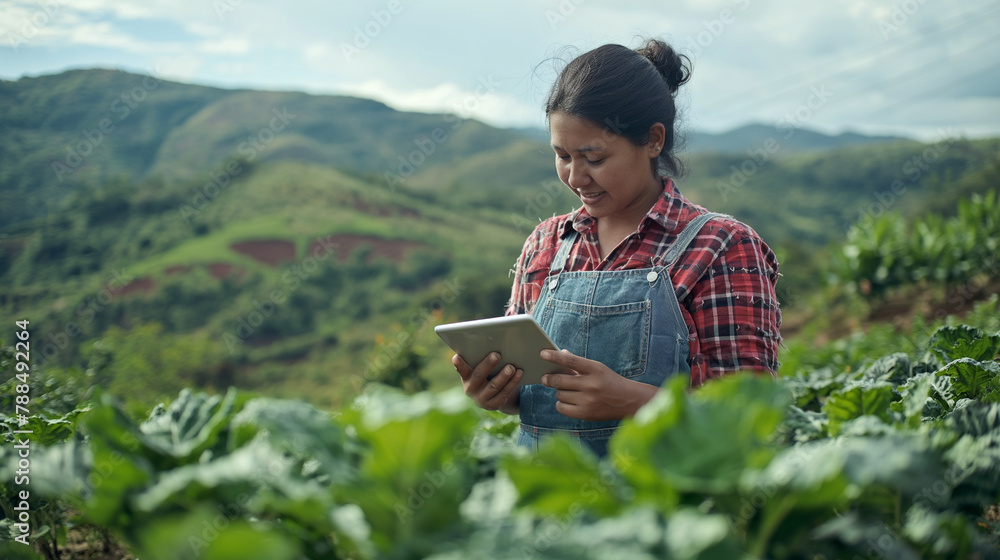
left=434, top=315, right=570, bottom=386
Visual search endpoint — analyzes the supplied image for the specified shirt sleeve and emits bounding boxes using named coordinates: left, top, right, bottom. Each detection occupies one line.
left=505, top=226, right=541, bottom=316
left=681, top=227, right=782, bottom=387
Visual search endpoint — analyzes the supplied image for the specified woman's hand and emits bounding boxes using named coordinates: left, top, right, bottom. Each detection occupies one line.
left=540, top=349, right=658, bottom=421
left=453, top=352, right=522, bottom=415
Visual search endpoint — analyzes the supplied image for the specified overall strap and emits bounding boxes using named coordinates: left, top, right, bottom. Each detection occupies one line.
left=548, top=228, right=579, bottom=275
left=654, top=212, right=731, bottom=268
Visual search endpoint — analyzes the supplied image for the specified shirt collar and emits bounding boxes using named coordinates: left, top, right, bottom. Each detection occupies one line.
left=559, top=177, right=682, bottom=237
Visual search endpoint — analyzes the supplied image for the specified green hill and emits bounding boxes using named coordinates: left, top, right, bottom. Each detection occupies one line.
left=1, top=68, right=998, bottom=411
left=0, top=68, right=537, bottom=228
left=684, top=123, right=907, bottom=154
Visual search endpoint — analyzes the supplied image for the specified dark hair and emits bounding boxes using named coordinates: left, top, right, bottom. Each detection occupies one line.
left=545, top=38, right=692, bottom=178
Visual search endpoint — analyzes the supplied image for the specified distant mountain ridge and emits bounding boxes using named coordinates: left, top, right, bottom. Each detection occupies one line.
left=683, top=124, right=908, bottom=154
left=0, top=68, right=997, bottom=409
left=508, top=124, right=909, bottom=153
left=0, top=68, right=537, bottom=227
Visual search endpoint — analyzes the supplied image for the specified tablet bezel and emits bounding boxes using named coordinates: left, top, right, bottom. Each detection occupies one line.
left=434, top=315, right=570, bottom=386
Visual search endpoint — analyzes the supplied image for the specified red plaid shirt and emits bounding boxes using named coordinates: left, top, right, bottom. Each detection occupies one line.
left=505, top=178, right=782, bottom=387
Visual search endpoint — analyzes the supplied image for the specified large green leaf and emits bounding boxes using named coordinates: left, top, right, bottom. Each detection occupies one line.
left=824, top=382, right=894, bottom=435
left=780, top=405, right=827, bottom=442
left=903, top=504, right=1000, bottom=559
left=345, top=386, right=481, bottom=556
left=459, top=474, right=518, bottom=524
left=0, top=407, right=89, bottom=446
left=742, top=436, right=945, bottom=558
left=934, top=358, right=1000, bottom=402
left=611, top=374, right=789, bottom=498
left=891, top=373, right=936, bottom=428
left=928, top=325, right=1000, bottom=363
left=859, top=352, right=913, bottom=385
left=811, top=511, right=922, bottom=560
left=228, top=397, right=360, bottom=482
left=0, top=437, right=90, bottom=499
left=503, top=434, right=623, bottom=517
left=133, top=505, right=300, bottom=560
left=947, top=402, right=1000, bottom=438
left=130, top=437, right=324, bottom=513
left=139, top=388, right=246, bottom=465
left=943, top=404, right=1000, bottom=510
left=783, top=368, right=848, bottom=411
left=78, top=395, right=156, bottom=526
left=425, top=507, right=750, bottom=560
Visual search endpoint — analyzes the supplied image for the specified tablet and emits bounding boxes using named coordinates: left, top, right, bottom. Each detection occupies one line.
left=434, top=315, right=570, bottom=386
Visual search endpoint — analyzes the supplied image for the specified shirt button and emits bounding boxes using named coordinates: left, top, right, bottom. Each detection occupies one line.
left=646, top=271, right=659, bottom=283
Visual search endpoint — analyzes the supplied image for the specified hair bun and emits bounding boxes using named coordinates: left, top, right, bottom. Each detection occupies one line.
left=635, top=39, right=691, bottom=95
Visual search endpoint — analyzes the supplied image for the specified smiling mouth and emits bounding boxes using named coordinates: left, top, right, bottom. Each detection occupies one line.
left=575, top=190, right=606, bottom=201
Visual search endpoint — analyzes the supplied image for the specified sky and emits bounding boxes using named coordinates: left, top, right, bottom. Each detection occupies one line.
left=1, top=0, right=999, bottom=141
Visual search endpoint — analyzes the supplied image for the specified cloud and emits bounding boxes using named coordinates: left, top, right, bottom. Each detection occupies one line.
left=197, top=37, right=250, bottom=55
left=336, top=78, right=541, bottom=128
left=2, top=0, right=997, bottom=138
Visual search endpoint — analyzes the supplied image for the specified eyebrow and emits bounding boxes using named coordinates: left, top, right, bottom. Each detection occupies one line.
left=551, top=144, right=604, bottom=153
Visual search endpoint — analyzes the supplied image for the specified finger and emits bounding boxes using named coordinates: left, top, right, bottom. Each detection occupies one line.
left=553, top=389, right=582, bottom=405
left=483, top=364, right=514, bottom=399
left=467, top=352, right=501, bottom=392
left=453, top=354, right=473, bottom=381
left=542, top=372, right=584, bottom=390
left=554, top=400, right=585, bottom=420
left=485, top=367, right=522, bottom=408
left=540, top=348, right=599, bottom=373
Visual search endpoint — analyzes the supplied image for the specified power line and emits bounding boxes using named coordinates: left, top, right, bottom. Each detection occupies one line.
left=860, top=58, right=1000, bottom=119
left=700, top=3, right=1000, bottom=113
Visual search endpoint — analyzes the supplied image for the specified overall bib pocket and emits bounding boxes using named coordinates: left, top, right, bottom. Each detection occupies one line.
left=539, top=297, right=652, bottom=379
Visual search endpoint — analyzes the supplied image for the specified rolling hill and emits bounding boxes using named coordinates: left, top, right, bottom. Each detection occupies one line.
left=1, top=68, right=998, bottom=410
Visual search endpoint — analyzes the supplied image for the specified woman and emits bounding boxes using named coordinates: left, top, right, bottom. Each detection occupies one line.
left=453, top=39, right=782, bottom=458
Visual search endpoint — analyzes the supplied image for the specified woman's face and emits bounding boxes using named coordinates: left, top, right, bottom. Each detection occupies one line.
left=549, top=111, right=664, bottom=226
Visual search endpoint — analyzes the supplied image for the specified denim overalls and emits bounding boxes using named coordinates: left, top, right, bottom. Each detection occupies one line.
left=516, top=211, right=727, bottom=458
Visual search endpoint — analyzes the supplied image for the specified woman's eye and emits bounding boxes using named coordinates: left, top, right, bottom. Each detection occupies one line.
left=555, top=155, right=603, bottom=164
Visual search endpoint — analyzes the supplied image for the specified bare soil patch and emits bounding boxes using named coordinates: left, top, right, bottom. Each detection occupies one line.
left=118, top=276, right=155, bottom=295
left=206, top=262, right=245, bottom=279
left=230, top=239, right=296, bottom=267
left=308, top=234, right=426, bottom=264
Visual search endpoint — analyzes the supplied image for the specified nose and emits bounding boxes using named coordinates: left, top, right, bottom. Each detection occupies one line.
left=565, top=159, right=591, bottom=190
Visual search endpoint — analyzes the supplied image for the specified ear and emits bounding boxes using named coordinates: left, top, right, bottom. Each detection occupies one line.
left=647, top=122, right=666, bottom=156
